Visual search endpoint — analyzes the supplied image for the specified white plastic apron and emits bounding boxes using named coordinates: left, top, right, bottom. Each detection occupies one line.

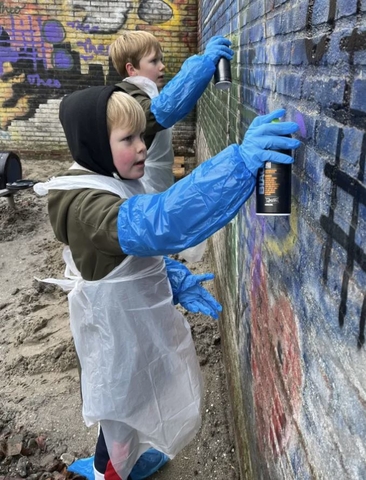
left=122, top=77, right=207, bottom=263
left=34, top=175, right=203, bottom=480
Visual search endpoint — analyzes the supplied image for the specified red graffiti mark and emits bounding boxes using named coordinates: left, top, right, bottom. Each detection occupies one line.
left=250, top=253, right=302, bottom=458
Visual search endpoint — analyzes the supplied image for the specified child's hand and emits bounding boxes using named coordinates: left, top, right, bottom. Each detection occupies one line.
left=177, top=273, right=223, bottom=320
left=239, top=109, right=301, bottom=177
left=164, top=257, right=222, bottom=319
left=204, top=35, right=234, bottom=65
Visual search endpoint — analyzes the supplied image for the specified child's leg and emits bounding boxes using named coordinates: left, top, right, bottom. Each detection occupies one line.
left=93, top=426, right=169, bottom=480
left=94, top=428, right=120, bottom=480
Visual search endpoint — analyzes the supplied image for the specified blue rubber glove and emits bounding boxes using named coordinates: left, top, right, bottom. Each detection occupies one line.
left=151, top=55, right=215, bottom=128
left=117, top=110, right=301, bottom=257
left=165, top=257, right=222, bottom=319
left=204, top=35, right=234, bottom=65
left=239, top=109, right=300, bottom=177
left=151, top=36, right=233, bottom=128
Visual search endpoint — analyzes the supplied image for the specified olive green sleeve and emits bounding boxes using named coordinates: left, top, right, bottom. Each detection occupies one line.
left=69, top=189, right=125, bottom=256
left=48, top=185, right=130, bottom=281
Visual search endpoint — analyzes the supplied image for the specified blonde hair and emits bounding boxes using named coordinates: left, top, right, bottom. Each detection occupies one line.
left=107, top=91, right=146, bottom=135
left=109, top=30, right=161, bottom=78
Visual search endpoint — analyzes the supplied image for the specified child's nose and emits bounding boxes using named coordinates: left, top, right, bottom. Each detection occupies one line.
left=137, top=138, right=146, bottom=153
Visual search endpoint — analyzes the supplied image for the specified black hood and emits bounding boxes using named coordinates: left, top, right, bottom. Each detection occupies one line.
left=59, top=85, right=121, bottom=177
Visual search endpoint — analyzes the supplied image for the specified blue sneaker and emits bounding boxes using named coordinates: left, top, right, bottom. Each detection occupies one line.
left=129, top=449, right=169, bottom=480
left=67, top=449, right=169, bottom=480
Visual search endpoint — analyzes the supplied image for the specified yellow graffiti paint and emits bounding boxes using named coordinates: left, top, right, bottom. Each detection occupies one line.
left=58, top=0, right=190, bottom=77
left=0, top=63, right=30, bottom=129
left=264, top=203, right=299, bottom=256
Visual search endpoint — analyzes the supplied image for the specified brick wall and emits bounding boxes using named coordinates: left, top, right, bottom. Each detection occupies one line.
left=0, top=0, right=197, bottom=158
left=197, top=0, right=366, bottom=478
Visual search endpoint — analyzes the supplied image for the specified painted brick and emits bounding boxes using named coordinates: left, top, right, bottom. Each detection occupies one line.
left=249, top=23, right=264, bottom=43
left=312, top=0, right=332, bottom=25
left=263, top=70, right=275, bottom=90
left=276, top=72, right=302, bottom=98
left=304, top=147, right=328, bottom=184
left=291, top=39, right=308, bottom=65
left=248, top=0, right=265, bottom=21
left=286, top=2, right=309, bottom=32
left=252, top=45, right=266, bottom=64
left=350, top=78, right=366, bottom=114
left=336, top=0, right=358, bottom=18
left=268, top=41, right=292, bottom=64
left=252, top=68, right=265, bottom=89
left=321, top=29, right=351, bottom=65
left=340, top=126, right=364, bottom=165
left=265, top=13, right=284, bottom=37
left=302, top=76, right=345, bottom=108
left=315, top=120, right=340, bottom=156
left=334, top=187, right=357, bottom=232
left=354, top=49, right=366, bottom=66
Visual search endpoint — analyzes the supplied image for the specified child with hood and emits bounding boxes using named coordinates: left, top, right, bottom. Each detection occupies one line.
left=34, top=85, right=300, bottom=480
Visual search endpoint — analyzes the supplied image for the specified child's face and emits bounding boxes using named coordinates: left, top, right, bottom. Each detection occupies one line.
left=129, top=49, right=165, bottom=88
left=110, top=126, right=147, bottom=179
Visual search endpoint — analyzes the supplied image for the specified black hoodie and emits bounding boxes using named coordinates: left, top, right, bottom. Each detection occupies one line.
left=49, top=85, right=128, bottom=281
left=59, top=85, right=120, bottom=177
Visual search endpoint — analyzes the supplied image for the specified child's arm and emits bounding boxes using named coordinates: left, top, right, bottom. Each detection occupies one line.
left=150, top=36, right=234, bottom=128
left=117, top=110, right=301, bottom=256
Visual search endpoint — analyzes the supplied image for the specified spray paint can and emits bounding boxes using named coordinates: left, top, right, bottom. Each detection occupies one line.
left=214, top=58, right=232, bottom=90
left=256, top=123, right=292, bottom=216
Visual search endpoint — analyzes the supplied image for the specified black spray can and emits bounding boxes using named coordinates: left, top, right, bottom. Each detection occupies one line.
left=256, top=162, right=292, bottom=216
left=214, top=57, right=232, bottom=90
left=256, top=125, right=292, bottom=215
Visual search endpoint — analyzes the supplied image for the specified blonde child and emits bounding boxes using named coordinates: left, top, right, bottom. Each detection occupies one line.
left=35, top=86, right=300, bottom=480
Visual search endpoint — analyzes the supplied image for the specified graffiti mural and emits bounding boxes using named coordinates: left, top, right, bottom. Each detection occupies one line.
left=0, top=0, right=195, bottom=137
left=196, top=0, right=366, bottom=477
left=250, top=250, right=302, bottom=459
left=305, top=0, right=366, bottom=348
left=240, top=0, right=366, bottom=349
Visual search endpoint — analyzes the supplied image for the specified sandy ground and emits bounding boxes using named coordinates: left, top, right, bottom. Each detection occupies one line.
left=0, top=159, right=239, bottom=480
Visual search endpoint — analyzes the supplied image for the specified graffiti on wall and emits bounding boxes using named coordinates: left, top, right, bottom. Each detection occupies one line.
left=245, top=0, right=366, bottom=348
left=321, top=130, right=366, bottom=348
left=0, top=0, right=194, bottom=132
left=304, top=0, right=366, bottom=348
left=250, top=250, right=302, bottom=459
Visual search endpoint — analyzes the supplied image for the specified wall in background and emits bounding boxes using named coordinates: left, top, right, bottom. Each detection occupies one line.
left=197, top=0, right=366, bottom=478
left=0, top=0, right=197, bottom=156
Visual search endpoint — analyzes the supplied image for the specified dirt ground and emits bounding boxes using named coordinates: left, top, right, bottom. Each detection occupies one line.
left=0, top=158, right=239, bottom=480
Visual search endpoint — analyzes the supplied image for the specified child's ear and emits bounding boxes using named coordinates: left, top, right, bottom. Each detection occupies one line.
left=126, top=62, right=137, bottom=76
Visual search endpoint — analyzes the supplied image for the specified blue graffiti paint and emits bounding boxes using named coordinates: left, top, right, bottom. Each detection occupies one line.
left=27, top=73, right=61, bottom=88
left=67, top=21, right=99, bottom=34
left=42, top=20, right=65, bottom=44
left=294, top=112, right=307, bottom=138
left=52, top=49, right=73, bottom=70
